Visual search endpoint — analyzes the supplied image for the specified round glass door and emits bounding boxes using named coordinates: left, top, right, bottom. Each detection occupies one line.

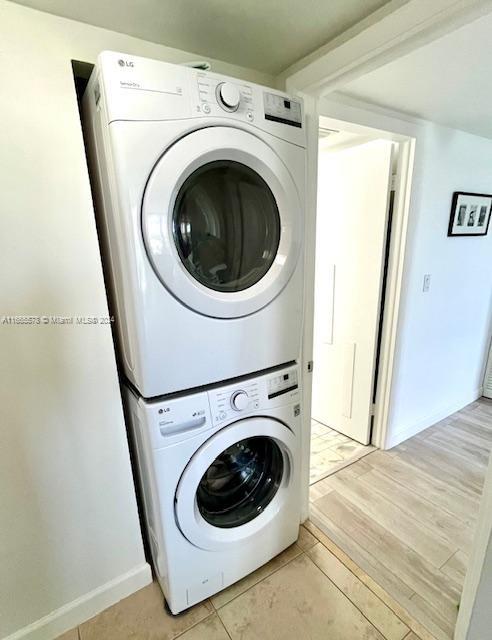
left=141, top=127, right=302, bottom=318
left=173, top=161, right=280, bottom=293
left=174, top=416, right=296, bottom=550
left=196, top=436, right=284, bottom=528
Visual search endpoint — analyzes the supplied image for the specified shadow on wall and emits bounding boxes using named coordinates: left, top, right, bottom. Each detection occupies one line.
left=0, top=282, right=125, bottom=635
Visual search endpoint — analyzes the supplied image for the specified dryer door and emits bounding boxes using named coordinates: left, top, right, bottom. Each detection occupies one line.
left=175, top=417, right=296, bottom=550
left=142, top=127, right=302, bottom=318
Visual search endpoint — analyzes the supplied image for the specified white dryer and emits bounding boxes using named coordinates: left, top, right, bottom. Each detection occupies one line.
left=123, top=364, right=302, bottom=614
left=83, top=51, right=306, bottom=397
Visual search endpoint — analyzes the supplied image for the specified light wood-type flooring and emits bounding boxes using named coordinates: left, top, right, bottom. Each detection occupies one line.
left=310, top=397, right=492, bottom=640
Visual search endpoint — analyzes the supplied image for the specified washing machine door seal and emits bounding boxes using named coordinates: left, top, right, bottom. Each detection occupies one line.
left=142, top=126, right=302, bottom=318
left=175, top=417, right=296, bottom=551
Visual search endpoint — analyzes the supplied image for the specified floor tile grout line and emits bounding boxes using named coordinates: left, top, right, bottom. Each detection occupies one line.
left=306, top=522, right=416, bottom=611
left=216, top=609, right=234, bottom=640
left=172, top=609, right=216, bottom=639
left=305, top=548, right=411, bottom=639
left=209, top=593, right=219, bottom=612
left=439, top=548, right=462, bottom=572
left=212, top=548, right=305, bottom=612
left=305, top=520, right=441, bottom=640
left=306, top=541, right=415, bottom=636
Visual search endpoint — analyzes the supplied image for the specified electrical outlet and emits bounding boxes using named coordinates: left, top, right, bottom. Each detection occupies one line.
left=423, top=274, right=431, bottom=292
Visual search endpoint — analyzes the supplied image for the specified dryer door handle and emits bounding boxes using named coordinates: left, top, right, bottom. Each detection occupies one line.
left=159, top=416, right=207, bottom=437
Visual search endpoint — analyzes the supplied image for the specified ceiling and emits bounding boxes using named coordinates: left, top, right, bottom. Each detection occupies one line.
left=339, top=11, right=492, bottom=139
left=11, top=0, right=390, bottom=75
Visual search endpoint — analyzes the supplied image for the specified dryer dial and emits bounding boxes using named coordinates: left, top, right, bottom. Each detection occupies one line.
left=216, top=82, right=241, bottom=112
left=231, top=390, right=249, bottom=411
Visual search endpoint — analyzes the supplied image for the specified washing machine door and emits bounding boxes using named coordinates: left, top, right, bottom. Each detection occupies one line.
left=175, top=417, right=296, bottom=551
left=142, top=127, right=302, bottom=318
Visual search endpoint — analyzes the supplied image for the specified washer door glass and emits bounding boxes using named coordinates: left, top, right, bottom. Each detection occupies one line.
left=173, top=161, right=280, bottom=292
left=196, top=436, right=284, bottom=528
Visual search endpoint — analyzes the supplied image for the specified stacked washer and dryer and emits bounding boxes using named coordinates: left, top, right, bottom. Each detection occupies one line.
left=83, top=51, right=306, bottom=614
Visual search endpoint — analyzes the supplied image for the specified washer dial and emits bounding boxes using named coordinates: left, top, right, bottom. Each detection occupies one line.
left=230, top=390, right=249, bottom=411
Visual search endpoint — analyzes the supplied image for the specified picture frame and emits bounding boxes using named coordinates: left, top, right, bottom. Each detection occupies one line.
left=448, top=191, right=492, bottom=237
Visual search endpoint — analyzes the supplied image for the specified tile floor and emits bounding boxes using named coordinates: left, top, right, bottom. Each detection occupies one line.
left=309, top=397, right=492, bottom=640
left=56, top=525, right=421, bottom=640
left=310, top=418, right=375, bottom=484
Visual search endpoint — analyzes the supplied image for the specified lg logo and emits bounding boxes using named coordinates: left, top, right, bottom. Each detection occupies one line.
left=118, top=59, right=134, bottom=67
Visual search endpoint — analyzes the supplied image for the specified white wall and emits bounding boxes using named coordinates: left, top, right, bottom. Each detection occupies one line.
left=0, top=2, right=274, bottom=639
left=319, top=95, right=492, bottom=448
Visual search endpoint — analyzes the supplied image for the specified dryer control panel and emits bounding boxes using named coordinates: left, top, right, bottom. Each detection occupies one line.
left=92, top=51, right=305, bottom=147
left=196, top=73, right=254, bottom=121
left=263, top=92, right=302, bottom=128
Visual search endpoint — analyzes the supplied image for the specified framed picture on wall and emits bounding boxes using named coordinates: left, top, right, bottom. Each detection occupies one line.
left=448, top=191, right=492, bottom=236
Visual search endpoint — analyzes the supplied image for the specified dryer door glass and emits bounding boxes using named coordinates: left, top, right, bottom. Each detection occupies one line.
left=196, top=436, right=283, bottom=528
left=173, top=161, right=281, bottom=292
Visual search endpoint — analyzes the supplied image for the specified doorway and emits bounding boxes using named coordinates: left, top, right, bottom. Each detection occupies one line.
left=304, top=113, right=492, bottom=640
left=309, top=119, right=398, bottom=485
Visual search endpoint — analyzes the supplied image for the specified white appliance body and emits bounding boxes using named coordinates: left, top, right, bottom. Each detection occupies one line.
left=124, top=364, right=302, bottom=613
left=83, top=51, right=306, bottom=397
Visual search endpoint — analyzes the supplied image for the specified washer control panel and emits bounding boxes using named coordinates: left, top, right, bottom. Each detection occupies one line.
left=209, top=379, right=260, bottom=424
left=208, top=365, right=299, bottom=426
left=267, top=368, right=299, bottom=399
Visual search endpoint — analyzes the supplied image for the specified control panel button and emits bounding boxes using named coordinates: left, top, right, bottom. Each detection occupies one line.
left=231, top=390, right=249, bottom=411
left=246, top=111, right=254, bottom=122
left=217, top=82, right=241, bottom=112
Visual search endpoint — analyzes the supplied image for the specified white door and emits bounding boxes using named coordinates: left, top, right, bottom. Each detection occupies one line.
left=142, top=127, right=302, bottom=318
left=312, top=139, right=394, bottom=444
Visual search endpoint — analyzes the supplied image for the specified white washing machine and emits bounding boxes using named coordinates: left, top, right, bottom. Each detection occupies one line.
left=123, top=363, right=302, bottom=613
left=83, top=51, right=306, bottom=398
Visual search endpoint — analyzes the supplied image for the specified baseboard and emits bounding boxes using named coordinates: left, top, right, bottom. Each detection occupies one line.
left=4, top=562, right=152, bottom=640
left=384, top=386, right=483, bottom=449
